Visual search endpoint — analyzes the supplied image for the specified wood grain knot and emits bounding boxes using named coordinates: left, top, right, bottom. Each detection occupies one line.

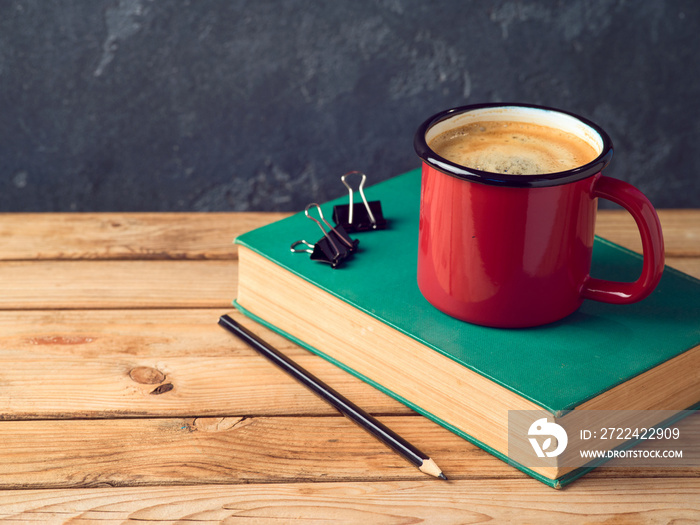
left=129, top=366, right=166, bottom=385
left=150, top=383, right=174, bottom=395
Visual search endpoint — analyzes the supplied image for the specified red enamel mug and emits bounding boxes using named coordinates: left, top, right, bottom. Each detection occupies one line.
left=414, top=103, right=665, bottom=328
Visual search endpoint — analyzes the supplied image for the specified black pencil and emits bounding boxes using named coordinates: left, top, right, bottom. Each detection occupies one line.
left=218, top=314, right=447, bottom=480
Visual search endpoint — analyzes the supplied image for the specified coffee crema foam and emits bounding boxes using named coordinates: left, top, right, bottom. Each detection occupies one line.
left=428, top=120, right=599, bottom=175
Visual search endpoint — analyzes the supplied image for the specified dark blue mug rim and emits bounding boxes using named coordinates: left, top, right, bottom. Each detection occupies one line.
left=414, top=102, right=614, bottom=188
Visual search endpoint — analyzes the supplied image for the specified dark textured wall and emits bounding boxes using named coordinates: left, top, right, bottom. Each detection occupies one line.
left=1, top=0, right=698, bottom=211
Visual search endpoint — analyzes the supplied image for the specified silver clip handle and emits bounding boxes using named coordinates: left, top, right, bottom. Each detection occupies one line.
left=305, top=203, right=341, bottom=257
left=305, top=203, right=354, bottom=250
left=341, top=171, right=377, bottom=227
left=290, top=240, right=314, bottom=254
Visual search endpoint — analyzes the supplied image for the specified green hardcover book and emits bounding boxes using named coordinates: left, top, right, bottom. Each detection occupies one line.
left=233, top=168, right=700, bottom=487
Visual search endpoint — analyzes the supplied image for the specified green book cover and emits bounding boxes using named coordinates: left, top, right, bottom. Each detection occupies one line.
left=233, top=168, right=700, bottom=487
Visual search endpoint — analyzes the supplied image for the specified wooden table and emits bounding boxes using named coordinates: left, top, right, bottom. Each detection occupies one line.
left=0, top=210, right=697, bottom=523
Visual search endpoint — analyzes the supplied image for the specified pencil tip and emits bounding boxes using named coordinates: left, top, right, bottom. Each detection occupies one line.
left=419, top=458, right=446, bottom=479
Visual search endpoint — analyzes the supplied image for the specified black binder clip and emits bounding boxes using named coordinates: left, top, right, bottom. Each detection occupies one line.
left=291, top=203, right=359, bottom=268
left=332, top=171, right=387, bottom=232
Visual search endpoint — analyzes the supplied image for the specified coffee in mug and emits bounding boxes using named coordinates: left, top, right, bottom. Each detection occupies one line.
left=427, top=120, right=599, bottom=175
left=414, top=103, right=665, bottom=328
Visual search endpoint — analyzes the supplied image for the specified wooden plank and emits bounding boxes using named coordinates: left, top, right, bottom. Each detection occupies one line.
left=0, top=416, right=493, bottom=489
left=0, top=212, right=288, bottom=261
left=0, top=353, right=410, bottom=419
left=0, top=260, right=236, bottom=309
left=0, top=210, right=695, bottom=262
left=0, top=478, right=698, bottom=523
left=0, top=352, right=409, bottom=419
left=0, top=416, right=696, bottom=490
left=596, top=209, right=700, bottom=257
left=0, top=309, right=307, bottom=358
left=0, top=255, right=695, bottom=312
left=0, top=309, right=409, bottom=419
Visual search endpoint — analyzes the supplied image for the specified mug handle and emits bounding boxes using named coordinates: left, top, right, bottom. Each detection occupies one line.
left=580, top=175, right=665, bottom=304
